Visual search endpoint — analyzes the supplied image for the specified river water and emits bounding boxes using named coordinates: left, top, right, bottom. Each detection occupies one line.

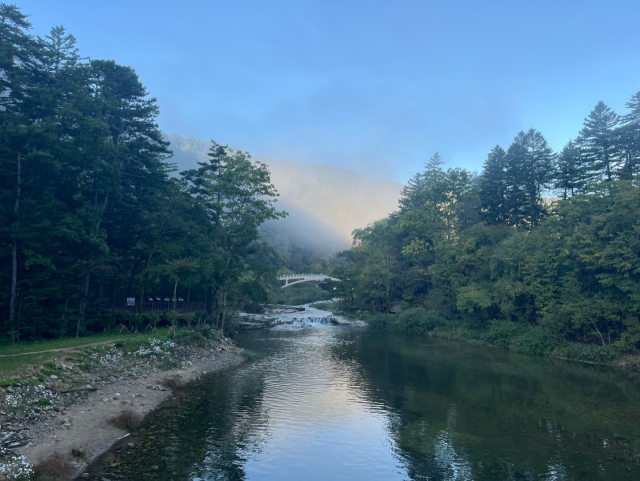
left=89, top=326, right=640, bottom=480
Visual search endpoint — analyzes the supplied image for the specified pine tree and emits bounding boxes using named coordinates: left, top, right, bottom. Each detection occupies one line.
left=616, top=92, right=640, bottom=179
left=41, top=26, right=80, bottom=73
left=398, top=172, right=426, bottom=211
left=479, top=145, right=508, bottom=224
left=504, top=130, right=555, bottom=227
left=555, top=140, right=585, bottom=198
left=577, top=101, right=620, bottom=182
left=399, top=152, right=445, bottom=211
left=423, top=151, right=445, bottom=187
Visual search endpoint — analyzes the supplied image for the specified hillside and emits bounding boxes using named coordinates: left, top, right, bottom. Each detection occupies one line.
left=166, top=134, right=403, bottom=253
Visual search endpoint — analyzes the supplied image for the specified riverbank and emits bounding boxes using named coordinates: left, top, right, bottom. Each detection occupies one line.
left=0, top=334, right=246, bottom=479
left=361, top=309, right=640, bottom=372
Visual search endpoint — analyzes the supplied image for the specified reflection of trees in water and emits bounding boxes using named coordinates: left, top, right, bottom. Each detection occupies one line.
left=91, top=330, right=640, bottom=480
left=329, top=330, right=640, bottom=480
left=88, top=368, right=269, bottom=480
left=195, top=365, right=270, bottom=480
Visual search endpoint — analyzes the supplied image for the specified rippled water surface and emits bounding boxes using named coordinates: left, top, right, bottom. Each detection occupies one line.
left=90, top=327, right=640, bottom=480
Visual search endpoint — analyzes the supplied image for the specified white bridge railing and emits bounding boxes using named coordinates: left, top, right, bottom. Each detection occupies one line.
left=277, top=273, right=341, bottom=288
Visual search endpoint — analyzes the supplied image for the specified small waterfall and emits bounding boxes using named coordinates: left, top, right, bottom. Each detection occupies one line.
left=301, top=316, right=333, bottom=324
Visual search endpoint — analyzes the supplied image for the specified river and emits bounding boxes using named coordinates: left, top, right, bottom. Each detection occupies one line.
left=88, top=324, right=640, bottom=480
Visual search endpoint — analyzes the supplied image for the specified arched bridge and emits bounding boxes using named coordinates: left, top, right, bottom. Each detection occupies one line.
left=278, top=273, right=341, bottom=289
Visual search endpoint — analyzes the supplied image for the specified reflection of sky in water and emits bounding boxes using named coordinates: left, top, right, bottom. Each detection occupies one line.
left=91, top=327, right=640, bottom=480
left=224, top=329, right=411, bottom=480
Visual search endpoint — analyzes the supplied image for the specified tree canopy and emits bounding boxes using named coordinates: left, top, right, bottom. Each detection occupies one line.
left=0, top=5, right=286, bottom=342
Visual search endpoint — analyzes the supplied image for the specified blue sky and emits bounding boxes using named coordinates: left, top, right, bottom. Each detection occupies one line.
left=18, top=0, right=640, bottom=182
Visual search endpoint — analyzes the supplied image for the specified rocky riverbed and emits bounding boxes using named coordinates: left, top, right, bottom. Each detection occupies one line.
left=237, top=304, right=366, bottom=331
left=0, top=335, right=245, bottom=479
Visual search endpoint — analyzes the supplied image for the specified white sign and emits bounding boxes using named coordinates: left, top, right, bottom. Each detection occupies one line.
left=126, top=297, right=135, bottom=307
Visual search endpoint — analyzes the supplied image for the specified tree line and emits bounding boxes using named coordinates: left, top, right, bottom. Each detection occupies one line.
left=0, top=5, right=285, bottom=343
left=334, top=90, right=640, bottom=353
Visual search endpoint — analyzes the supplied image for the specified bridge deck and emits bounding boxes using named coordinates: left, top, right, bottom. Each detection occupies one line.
left=277, top=273, right=340, bottom=288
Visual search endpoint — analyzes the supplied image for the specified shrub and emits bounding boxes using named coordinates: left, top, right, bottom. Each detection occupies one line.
left=1, top=378, right=16, bottom=387
left=396, top=308, right=443, bottom=335
left=162, top=377, right=182, bottom=389
left=509, top=326, right=562, bottom=356
left=157, top=357, right=182, bottom=370
left=367, top=313, right=396, bottom=330
left=484, top=320, right=562, bottom=356
left=32, top=452, right=73, bottom=481
left=483, top=320, right=523, bottom=349
left=173, top=329, right=208, bottom=347
left=109, top=410, right=142, bottom=431
left=71, top=448, right=86, bottom=459
left=552, top=343, right=619, bottom=364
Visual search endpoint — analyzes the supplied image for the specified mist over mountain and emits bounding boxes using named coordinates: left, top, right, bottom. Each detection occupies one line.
left=166, top=134, right=403, bottom=256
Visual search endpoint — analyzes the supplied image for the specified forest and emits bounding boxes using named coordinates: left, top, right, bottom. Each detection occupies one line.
left=4, top=2, right=640, bottom=363
left=0, top=5, right=288, bottom=343
left=334, top=94, right=640, bottom=359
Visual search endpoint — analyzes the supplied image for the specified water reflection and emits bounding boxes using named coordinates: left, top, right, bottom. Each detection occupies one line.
left=89, top=328, right=640, bottom=480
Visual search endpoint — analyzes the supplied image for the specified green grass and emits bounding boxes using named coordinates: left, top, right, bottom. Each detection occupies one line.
left=0, top=330, right=148, bottom=356
left=0, top=328, right=171, bottom=378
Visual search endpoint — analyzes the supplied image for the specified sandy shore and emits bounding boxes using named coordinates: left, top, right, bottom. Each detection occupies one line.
left=2, top=340, right=245, bottom=479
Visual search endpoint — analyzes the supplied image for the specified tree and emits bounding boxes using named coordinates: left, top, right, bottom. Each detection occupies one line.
left=577, top=101, right=620, bottom=182
left=182, top=142, right=286, bottom=330
left=0, top=5, right=53, bottom=343
left=555, top=140, right=585, bottom=199
left=479, top=145, right=508, bottom=224
left=41, top=25, right=80, bottom=73
left=399, top=152, right=445, bottom=211
left=504, top=129, right=556, bottom=227
left=617, top=91, right=640, bottom=179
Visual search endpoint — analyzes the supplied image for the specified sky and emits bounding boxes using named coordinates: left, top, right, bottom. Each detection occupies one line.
left=17, top=0, right=640, bottom=183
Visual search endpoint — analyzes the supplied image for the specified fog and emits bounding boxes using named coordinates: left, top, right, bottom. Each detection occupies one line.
left=167, top=134, right=403, bottom=255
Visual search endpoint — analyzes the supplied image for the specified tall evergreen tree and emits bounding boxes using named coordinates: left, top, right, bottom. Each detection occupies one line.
left=577, top=101, right=620, bottom=182
left=479, top=145, right=508, bottom=224
left=555, top=140, right=585, bottom=198
left=616, top=91, right=640, bottom=179
left=504, top=129, right=555, bottom=227
left=399, top=172, right=427, bottom=211
left=399, top=152, right=444, bottom=211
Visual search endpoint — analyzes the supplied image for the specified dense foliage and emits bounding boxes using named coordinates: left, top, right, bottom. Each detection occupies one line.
left=0, top=5, right=285, bottom=342
left=334, top=92, right=640, bottom=354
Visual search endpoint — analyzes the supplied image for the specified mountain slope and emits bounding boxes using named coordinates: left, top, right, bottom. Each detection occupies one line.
left=166, top=133, right=403, bottom=252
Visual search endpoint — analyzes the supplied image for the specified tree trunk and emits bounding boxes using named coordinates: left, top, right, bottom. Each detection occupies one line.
left=206, top=285, right=214, bottom=316
left=124, top=259, right=139, bottom=298
left=173, top=281, right=178, bottom=310
left=220, top=283, right=228, bottom=332
left=77, top=191, right=109, bottom=337
left=97, top=275, right=105, bottom=319
left=139, top=250, right=156, bottom=314
left=60, top=297, right=70, bottom=337
left=9, top=153, right=22, bottom=344
left=76, top=268, right=91, bottom=337
left=9, top=238, right=18, bottom=344
left=112, top=271, right=119, bottom=300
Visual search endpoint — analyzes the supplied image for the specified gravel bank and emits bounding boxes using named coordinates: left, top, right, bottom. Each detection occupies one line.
left=0, top=336, right=246, bottom=479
